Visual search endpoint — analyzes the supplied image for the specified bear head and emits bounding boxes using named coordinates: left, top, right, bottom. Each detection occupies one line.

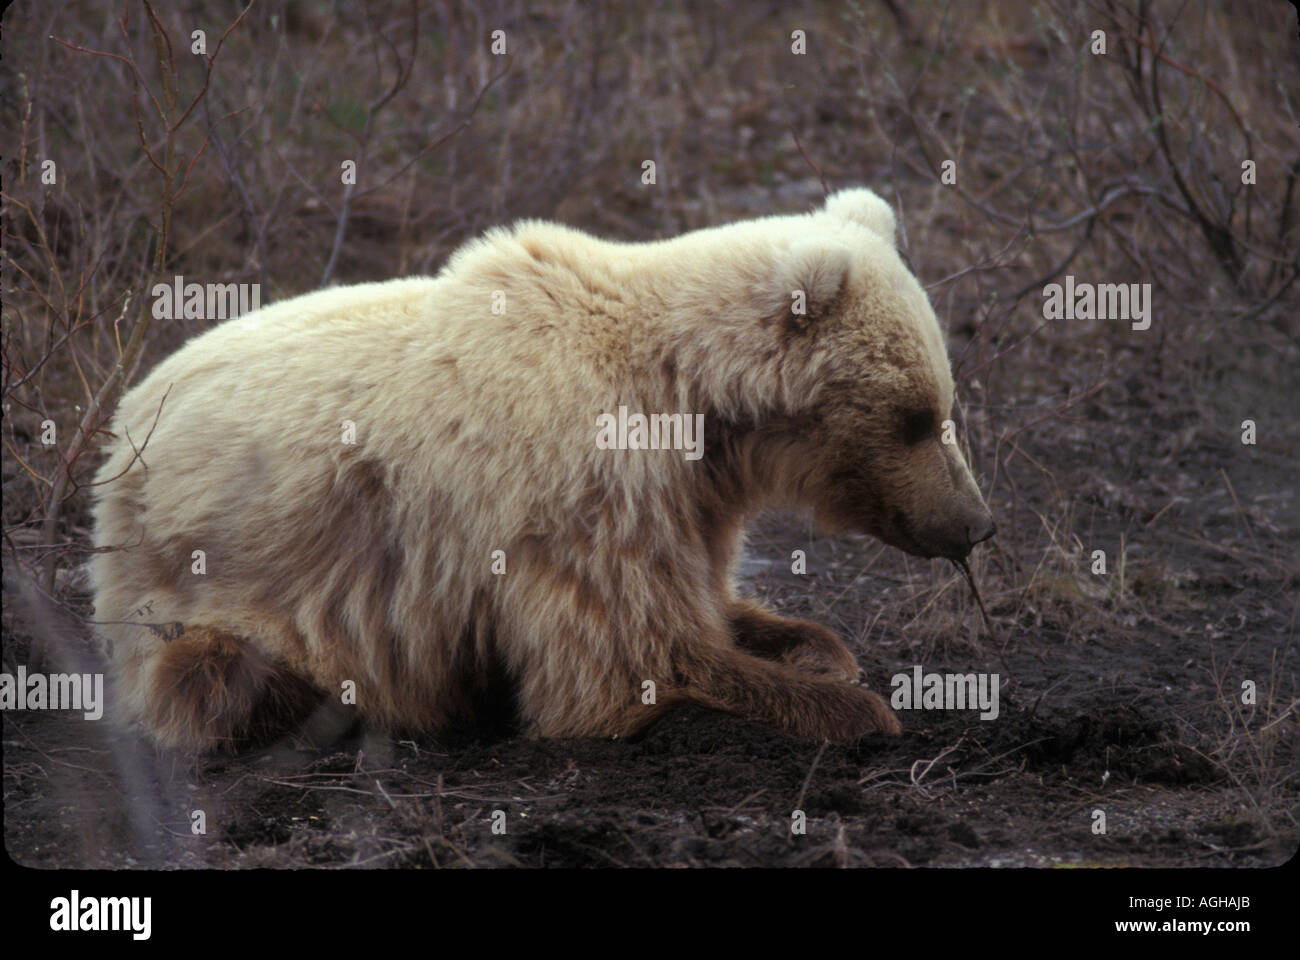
left=747, top=188, right=996, bottom=561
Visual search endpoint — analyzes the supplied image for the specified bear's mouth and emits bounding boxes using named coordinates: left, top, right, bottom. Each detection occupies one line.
left=889, top=508, right=970, bottom=560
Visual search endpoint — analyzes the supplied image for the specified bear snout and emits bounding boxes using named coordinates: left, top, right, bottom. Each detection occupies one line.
left=967, top=513, right=997, bottom=548
left=945, top=506, right=996, bottom=558
left=903, top=504, right=996, bottom=560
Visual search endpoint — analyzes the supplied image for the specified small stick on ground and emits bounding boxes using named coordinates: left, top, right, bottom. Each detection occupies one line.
left=953, top=558, right=1010, bottom=673
left=792, top=739, right=829, bottom=832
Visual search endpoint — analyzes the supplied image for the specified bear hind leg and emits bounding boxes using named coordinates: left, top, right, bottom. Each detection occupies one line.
left=139, top=626, right=324, bottom=752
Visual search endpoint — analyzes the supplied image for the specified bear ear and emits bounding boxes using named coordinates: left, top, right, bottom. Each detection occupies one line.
left=760, top=238, right=852, bottom=335
left=824, top=188, right=897, bottom=245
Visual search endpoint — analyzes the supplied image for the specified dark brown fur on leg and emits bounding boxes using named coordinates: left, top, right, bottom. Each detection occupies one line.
left=144, top=626, right=323, bottom=752
left=680, top=644, right=900, bottom=740
left=727, top=598, right=860, bottom=682
left=608, top=693, right=691, bottom=743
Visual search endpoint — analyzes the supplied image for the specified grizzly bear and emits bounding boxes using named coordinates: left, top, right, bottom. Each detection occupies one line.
left=89, top=188, right=994, bottom=752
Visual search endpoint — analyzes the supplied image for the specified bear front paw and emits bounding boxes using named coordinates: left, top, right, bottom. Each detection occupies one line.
left=824, top=685, right=902, bottom=740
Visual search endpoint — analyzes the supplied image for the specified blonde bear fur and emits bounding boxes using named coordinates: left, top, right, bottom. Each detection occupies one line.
left=90, top=188, right=994, bottom=752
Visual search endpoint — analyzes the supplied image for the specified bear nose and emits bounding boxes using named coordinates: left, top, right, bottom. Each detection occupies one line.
left=967, top=515, right=996, bottom=546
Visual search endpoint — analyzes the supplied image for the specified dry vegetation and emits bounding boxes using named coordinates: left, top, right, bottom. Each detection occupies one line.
left=2, top=0, right=1297, bottom=869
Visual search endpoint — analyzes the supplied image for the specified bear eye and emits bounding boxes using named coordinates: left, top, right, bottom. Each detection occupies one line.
left=900, top=409, right=935, bottom=445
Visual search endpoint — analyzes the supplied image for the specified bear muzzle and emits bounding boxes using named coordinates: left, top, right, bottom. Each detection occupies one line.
left=942, top=503, right=997, bottom=559
left=892, top=501, right=996, bottom=560
left=967, top=513, right=997, bottom=548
